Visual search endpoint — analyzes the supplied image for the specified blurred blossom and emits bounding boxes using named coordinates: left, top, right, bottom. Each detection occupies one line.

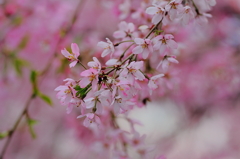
left=0, top=0, right=240, bottom=159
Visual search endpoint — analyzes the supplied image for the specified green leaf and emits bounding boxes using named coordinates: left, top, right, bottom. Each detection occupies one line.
left=18, top=35, right=29, bottom=49
left=74, top=84, right=91, bottom=99
left=27, top=118, right=38, bottom=126
left=154, top=30, right=164, bottom=35
left=13, top=58, right=29, bottom=76
left=38, top=93, right=52, bottom=106
left=14, top=58, right=23, bottom=76
left=0, top=131, right=9, bottom=139
left=30, top=70, right=37, bottom=83
left=12, top=16, right=23, bottom=26
left=30, top=70, right=38, bottom=95
left=27, top=118, right=38, bottom=139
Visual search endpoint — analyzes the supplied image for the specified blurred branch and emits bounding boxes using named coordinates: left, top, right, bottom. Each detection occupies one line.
left=0, top=94, right=34, bottom=159
left=0, top=0, right=87, bottom=158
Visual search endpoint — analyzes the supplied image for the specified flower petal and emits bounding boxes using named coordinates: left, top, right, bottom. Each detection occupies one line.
left=71, top=43, right=80, bottom=57
left=132, top=46, right=143, bottom=54
left=69, top=60, right=78, bottom=68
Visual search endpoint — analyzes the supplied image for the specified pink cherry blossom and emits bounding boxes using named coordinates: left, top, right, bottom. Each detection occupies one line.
left=179, top=6, right=195, bottom=25
left=97, top=38, right=115, bottom=57
left=77, top=113, right=101, bottom=127
left=148, top=74, right=165, bottom=91
left=111, top=95, right=127, bottom=114
left=121, top=61, right=145, bottom=84
left=80, top=68, right=98, bottom=88
left=113, top=21, right=135, bottom=39
left=165, top=0, right=183, bottom=20
left=88, top=57, right=101, bottom=72
left=146, top=4, right=165, bottom=24
left=152, top=34, right=178, bottom=53
left=61, top=43, right=80, bottom=68
left=119, top=0, right=131, bottom=19
left=84, top=89, right=111, bottom=114
left=132, top=38, right=153, bottom=59
left=158, top=55, right=179, bottom=71
left=55, top=78, right=75, bottom=104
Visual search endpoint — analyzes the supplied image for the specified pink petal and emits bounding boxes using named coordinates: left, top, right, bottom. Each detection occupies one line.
left=66, top=104, right=73, bottom=114
left=133, top=61, right=143, bottom=69
left=69, top=60, right=78, bottom=68
left=83, top=118, right=91, bottom=127
left=164, top=34, right=174, bottom=39
left=134, top=38, right=144, bottom=45
left=128, top=23, right=135, bottom=32
left=152, top=14, right=163, bottom=24
left=132, top=46, right=143, bottom=54
left=160, top=44, right=167, bottom=53
left=106, top=59, right=119, bottom=66
left=79, top=78, right=90, bottom=88
left=168, top=57, right=179, bottom=63
left=146, top=7, right=158, bottom=15
left=71, top=43, right=80, bottom=57
left=77, top=114, right=86, bottom=119
left=134, top=70, right=145, bottom=80
left=61, top=49, right=71, bottom=58
left=80, top=70, right=91, bottom=77
left=165, top=4, right=171, bottom=11
left=168, top=40, right=178, bottom=49
left=118, top=21, right=128, bottom=31
left=87, top=61, right=96, bottom=68
left=97, top=41, right=108, bottom=48
left=86, top=113, right=95, bottom=119
left=113, top=30, right=126, bottom=39
left=101, top=49, right=111, bottom=57
left=55, top=85, right=67, bottom=91
left=142, top=48, right=149, bottom=59
left=162, top=60, right=169, bottom=71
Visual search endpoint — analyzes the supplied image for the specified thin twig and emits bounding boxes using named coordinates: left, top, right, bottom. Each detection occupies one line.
left=0, top=94, right=34, bottom=159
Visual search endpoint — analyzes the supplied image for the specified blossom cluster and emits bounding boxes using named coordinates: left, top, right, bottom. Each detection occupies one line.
left=55, top=0, right=216, bottom=158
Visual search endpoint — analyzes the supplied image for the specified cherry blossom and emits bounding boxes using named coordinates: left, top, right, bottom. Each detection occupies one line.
left=61, top=43, right=80, bottom=68
left=79, top=68, right=98, bottom=89
left=87, top=57, right=101, bottom=72
left=121, top=61, right=145, bottom=84
left=179, top=6, right=195, bottom=25
left=165, top=0, right=184, bottom=21
left=132, top=38, right=153, bottom=59
left=113, top=21, right=135, bottom=39
left=146, top=4, right=165, bottom=24
left=97, top=38, right=115, bottom=57
left=152, top=34, right=178, bottom=54
left=148, top=74, right=165, bottom=92
left=77, top=113, right=101, bottom=127
left=158, top=55, right=179, bottom=71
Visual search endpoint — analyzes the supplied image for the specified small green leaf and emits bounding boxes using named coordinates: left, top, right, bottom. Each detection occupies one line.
left=0, top=131, right=9, bottom=139
left=74, top=84, right=91, bottom=99
left=14, top=58, right=23, bottom=76
left=13, top=58, right=28, bottom=76
left=27, top=119, right=38, bottom=126
left=18, top=35, right=29, bottom=49
left=30, top=70, right=38, bottom=95
left=27, top=118, right=38, bottom=139
left=39, top=93, right=52, bottom=106
left=12, top=16, right=23, bottom=26
left=154, top=30, right=164, bottom=35
left=30, top=70, right=37, bottom=83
